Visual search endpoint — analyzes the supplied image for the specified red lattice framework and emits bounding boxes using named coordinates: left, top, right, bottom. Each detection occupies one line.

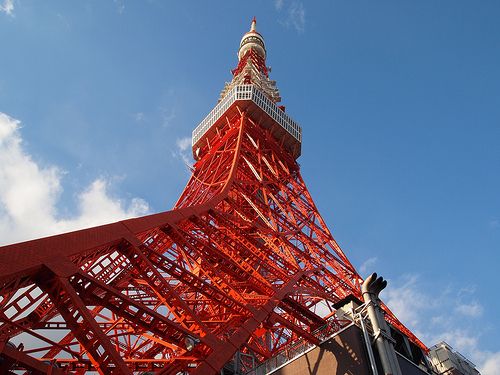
left=231, top=49, right=268, bottom=79
left=0, top=19, right=426, bottom=373
left=0, top=105, right=425, bottom=374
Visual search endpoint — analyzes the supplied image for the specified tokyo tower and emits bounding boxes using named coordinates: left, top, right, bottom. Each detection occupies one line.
left=0, top=19, right=427, bottom=374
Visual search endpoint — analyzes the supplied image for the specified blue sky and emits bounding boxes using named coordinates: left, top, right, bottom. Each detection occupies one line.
left=1, top=1, right=499, bottom=372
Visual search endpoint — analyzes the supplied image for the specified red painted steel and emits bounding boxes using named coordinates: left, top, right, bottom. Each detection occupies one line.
left=0, top=20, right=426, bottom=374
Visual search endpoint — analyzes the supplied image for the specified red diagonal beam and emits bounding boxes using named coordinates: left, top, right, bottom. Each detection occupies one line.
left=189, top=270, right=309, bottom=375
left=120, top=237, right=216, bottom=340
left=135, top=238, right=250, bottom=317
left=37, top=267, right=131, bottom=375
left=0, top=341, right=65, bottom=375
left=68, top=271, right=209, bottom=349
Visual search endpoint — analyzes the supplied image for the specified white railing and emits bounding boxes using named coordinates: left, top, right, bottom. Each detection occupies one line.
left=192, top=85, right=302, bottom=146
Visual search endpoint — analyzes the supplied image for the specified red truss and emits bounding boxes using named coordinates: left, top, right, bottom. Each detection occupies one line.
left=0, top=105, right=425, bottom=374
left=231, top=49, right=269, bottom=79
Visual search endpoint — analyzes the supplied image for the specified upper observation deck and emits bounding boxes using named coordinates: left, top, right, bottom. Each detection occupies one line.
left=192, top=84, right=302, bottom=160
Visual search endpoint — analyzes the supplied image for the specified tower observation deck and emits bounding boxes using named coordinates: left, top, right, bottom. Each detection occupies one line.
left=192, top=84, right=302, bottom=159
left=0, top=18, right=431, bottom=375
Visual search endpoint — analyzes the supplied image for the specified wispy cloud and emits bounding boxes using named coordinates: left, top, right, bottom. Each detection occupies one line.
left=175, top=136, right=193, bottom=168
left=359, top=256, right=377, bottom=275
left=455, top=301, right=483, bottom=318
left=0, top=112, right=149, bottom=246
left=288, top=1, right=305, bottom=33
left=161, top=107, right=176, bottom=128
left=134, top=112, right=145, bottom=122
left=384, top=274, right=437, bottom=328
left=113, top=0, right=125, bottom=14
left=383, top=274, right=497, bottom=374
left=276, top=1, right=306, bottom=34
left=0, top=0, right=14, bottom=16
left=176, top=137, right=191, bottom=152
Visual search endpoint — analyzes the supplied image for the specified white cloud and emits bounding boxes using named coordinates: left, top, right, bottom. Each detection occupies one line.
left=455, top=301, right=483, bottom=318
left=176, top=137, right=191, bottom=152
left=57, top=179, right=149, bottom=232
left=481, top=352, right=500, bottom=375
left=384, top=274, right=439, bottom=328
left=359, top=256, right=377, bottom=275
left=435, top=329, right=479, bottom=354
left=0, top=0, right=14, bottom=16
left=288, top=1, right=305, bottom=33
left=275, top=1, right=306, bottom=34
left=175, top=136, right=193, bottom=168
left=0, top=112, right=149, bottom=246
left=383, top=274, right=498, bottom=373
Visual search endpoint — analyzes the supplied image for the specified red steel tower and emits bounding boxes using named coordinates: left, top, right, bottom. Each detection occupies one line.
left=0, top=19, right=425, bottom=374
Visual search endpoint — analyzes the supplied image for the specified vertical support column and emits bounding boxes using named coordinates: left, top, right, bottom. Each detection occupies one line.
left=362, top=273, right=402, bottom=375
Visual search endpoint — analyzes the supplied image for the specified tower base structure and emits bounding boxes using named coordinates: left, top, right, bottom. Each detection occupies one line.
left=238, top=294, right=432, bottom=375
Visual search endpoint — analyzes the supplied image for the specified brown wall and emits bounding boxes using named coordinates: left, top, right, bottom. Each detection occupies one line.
left=272, top=325, right=371, bottom=375
left=271, top=325, right=429, bottom=375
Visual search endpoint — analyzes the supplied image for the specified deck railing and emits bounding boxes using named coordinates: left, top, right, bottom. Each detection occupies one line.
left=192, top=85, right=302, bottom=146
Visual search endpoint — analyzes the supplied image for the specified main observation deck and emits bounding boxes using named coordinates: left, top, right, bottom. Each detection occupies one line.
left=192, top=85, right=302, bottom=159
